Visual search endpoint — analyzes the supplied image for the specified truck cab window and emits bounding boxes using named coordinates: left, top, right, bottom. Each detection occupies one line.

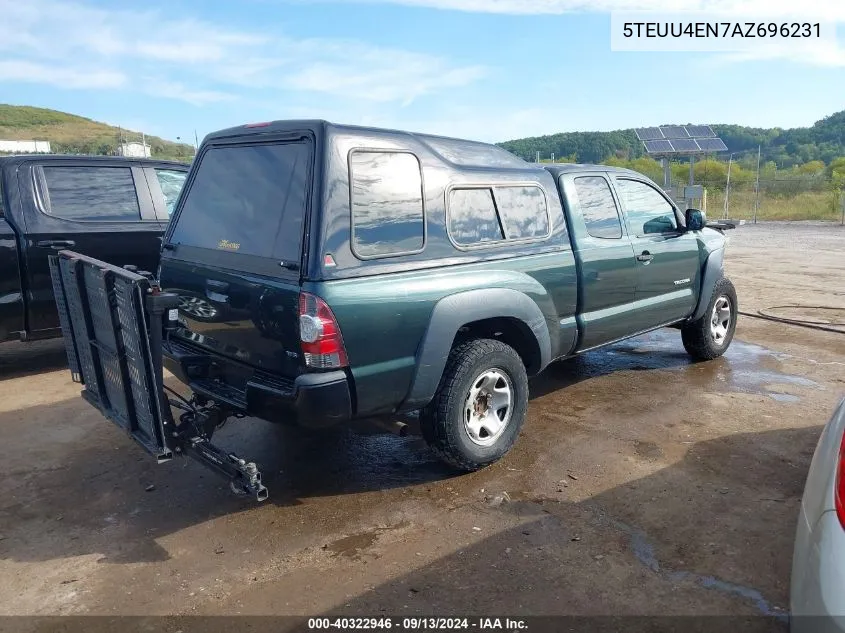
left=40, top=166, right=141, bottom=221
left=615, top=179, right=678, bottom=236
left=573, top=176, right=623, bottom=239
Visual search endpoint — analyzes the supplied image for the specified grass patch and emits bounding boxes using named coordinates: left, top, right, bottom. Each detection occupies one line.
left=704, top=189, right=843, bottom=222
left=0, top=104, right=194, bottom=163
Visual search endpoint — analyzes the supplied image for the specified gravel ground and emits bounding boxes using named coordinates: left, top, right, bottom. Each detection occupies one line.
left=0, top=221, right=843, bottom=630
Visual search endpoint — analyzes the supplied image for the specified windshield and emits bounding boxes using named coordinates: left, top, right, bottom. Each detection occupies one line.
left=169, top=140, right=311, bottom=262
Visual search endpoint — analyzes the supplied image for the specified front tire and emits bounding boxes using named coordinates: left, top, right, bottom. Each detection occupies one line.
left=420, top=339, right=529, bottom=472
left=682, top=277, right=738, bottom=361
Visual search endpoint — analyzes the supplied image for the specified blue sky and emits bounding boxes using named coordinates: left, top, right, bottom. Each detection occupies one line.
left=0, top=0, right=843, bottom=144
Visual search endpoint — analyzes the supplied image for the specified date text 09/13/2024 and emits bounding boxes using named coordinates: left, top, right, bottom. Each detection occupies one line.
left=307, top=618, right=528, bottom=630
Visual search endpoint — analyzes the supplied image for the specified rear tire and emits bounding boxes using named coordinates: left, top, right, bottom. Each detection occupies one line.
left=682, top=277, right=738, bottom=361
left=420, top=339, right=528, bottom=472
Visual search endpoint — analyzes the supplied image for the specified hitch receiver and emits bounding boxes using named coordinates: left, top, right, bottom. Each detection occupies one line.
left=176, top=403, right=268, bottom=502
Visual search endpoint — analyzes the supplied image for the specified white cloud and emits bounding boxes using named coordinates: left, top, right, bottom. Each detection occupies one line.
left=139, top=79, right=238, bottom=106
left=283, top=41, right=487, bottom=102
left=320, top=0, right=845, bottom=19
left=0, top=0, right=486, bottom=106
left=0, top=60, right=126, bottom=89
left=330, top=0, right=845, bottom=66
left=716, top=39, right=845, bottom=67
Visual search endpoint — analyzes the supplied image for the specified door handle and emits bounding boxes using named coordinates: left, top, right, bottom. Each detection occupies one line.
left=636, top=251, right=654, bottom=263
left=36, top=239, right=76, bottom=249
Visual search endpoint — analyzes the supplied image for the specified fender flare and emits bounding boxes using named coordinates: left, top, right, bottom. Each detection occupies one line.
left=400, top=288, right=552, bottom=411
left=691, top=246, right=725, bottom=321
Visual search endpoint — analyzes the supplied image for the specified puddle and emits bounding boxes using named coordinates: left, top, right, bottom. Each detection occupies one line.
left=618, top=519, right=786, bottom=619
left=769, top=393, right=801, bottom=403
left=633, top=440, right=664, bottom=461
left=324, top=521, right=411, bottom=559
left=325, top=531, right=379, bottom=559
left=600, top=329, right=819, bottom=402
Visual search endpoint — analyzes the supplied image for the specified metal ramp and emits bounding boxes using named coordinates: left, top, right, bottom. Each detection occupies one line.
left=49, top=251, right=267, bottom=501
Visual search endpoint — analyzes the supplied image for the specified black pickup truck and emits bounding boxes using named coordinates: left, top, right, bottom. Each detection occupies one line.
left=0, top=154, right=188, bottom=343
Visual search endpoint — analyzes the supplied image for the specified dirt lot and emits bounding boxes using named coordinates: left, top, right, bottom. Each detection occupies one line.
left=0, top=222, right=843, bottom=628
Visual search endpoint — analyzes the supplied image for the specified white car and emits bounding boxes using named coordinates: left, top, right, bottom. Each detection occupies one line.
left=791, top=396, right=845, bottom=632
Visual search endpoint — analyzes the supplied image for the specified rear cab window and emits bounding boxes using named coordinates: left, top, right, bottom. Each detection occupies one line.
left=38, top=166, right=141, bottom=221
left=169, top=140, right=311, bottom=266
left=349, top=151, right=425, bottom=258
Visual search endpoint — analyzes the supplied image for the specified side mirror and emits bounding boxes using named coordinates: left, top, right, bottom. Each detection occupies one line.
left=685, top=208, right=707, bottom=231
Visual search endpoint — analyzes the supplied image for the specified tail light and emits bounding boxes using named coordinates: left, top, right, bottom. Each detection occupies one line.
left=298, top=292, right=348, bottom=369
left=836, top=431, right=845, bottom=528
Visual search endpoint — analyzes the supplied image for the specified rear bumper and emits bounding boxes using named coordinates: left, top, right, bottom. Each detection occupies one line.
left=290, top=371, right=352, bottom=427
left=790, top=509, right=845, bottom=632
left=163, top=340, right=352, bottom=428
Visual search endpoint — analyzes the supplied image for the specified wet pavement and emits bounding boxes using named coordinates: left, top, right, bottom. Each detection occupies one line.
left=0, top=222, right=843, bottom=624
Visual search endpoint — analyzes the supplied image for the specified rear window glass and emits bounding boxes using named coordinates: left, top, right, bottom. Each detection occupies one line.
left=41, top=166, right=141, bottom=221
left=494, top=186, right=549, bottom=240
left=448, top=188, right=504, bottom=245
left=350, top=151, right=424, bottom=258
left=155, top=168, right=187, bottom=216
left=574, top=176, right=623, bottom=239
left=170, top=141, right=310, bottom=261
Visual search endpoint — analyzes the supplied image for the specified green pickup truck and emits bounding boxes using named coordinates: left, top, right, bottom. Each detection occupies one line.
left=50, top=120, right=736, bottom=500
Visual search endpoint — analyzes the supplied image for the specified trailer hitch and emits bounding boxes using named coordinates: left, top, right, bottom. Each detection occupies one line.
left=151, top=288, right=268, bottom=502
left=172, top=402, right=268, bottom=501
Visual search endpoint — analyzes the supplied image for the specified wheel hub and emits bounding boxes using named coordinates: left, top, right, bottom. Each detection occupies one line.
left=464, top=368, right=513, bottom=447
left=710, top=296, right=732, bottom=345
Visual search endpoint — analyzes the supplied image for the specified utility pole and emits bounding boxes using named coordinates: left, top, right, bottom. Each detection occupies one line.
left=194, top=129, right=199, bottom=150
left=724, top=153, right=733, bottom=220
left=535, top=151, right=540, bottom=163
left=753, top=145, right=761, bottom=224
left=841, top=189, right=845, bottom=226
left=551, top=153, right=555, bottom=163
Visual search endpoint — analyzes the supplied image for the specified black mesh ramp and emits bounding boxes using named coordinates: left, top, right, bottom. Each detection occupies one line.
left=49, top=256, right=81, bottom=382
left=49, top=251, right=172, bottom=460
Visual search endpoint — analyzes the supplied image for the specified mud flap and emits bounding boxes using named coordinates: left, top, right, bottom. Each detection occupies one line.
left=48, top=251, right=268, bottom=501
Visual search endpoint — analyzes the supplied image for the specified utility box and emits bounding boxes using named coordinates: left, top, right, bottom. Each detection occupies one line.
left=684, top=185, right=704, bottom=200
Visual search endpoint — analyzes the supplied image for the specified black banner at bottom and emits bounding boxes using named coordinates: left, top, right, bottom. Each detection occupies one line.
left=0, top=616, right=799, bottom=633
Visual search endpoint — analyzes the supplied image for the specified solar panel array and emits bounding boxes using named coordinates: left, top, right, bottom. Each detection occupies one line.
left=685, top=125, right=717, bottom=138
left=669, top=138, right=700, bottom=152
left=635, top=124, right=727, bottom=155
left=643, top=140, right=674, bottom=154
left=696, top=138, right=729, bottom=152
left=634, top=127, right=664, bottom=141
left=659, top=126, right=689, bottom=139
